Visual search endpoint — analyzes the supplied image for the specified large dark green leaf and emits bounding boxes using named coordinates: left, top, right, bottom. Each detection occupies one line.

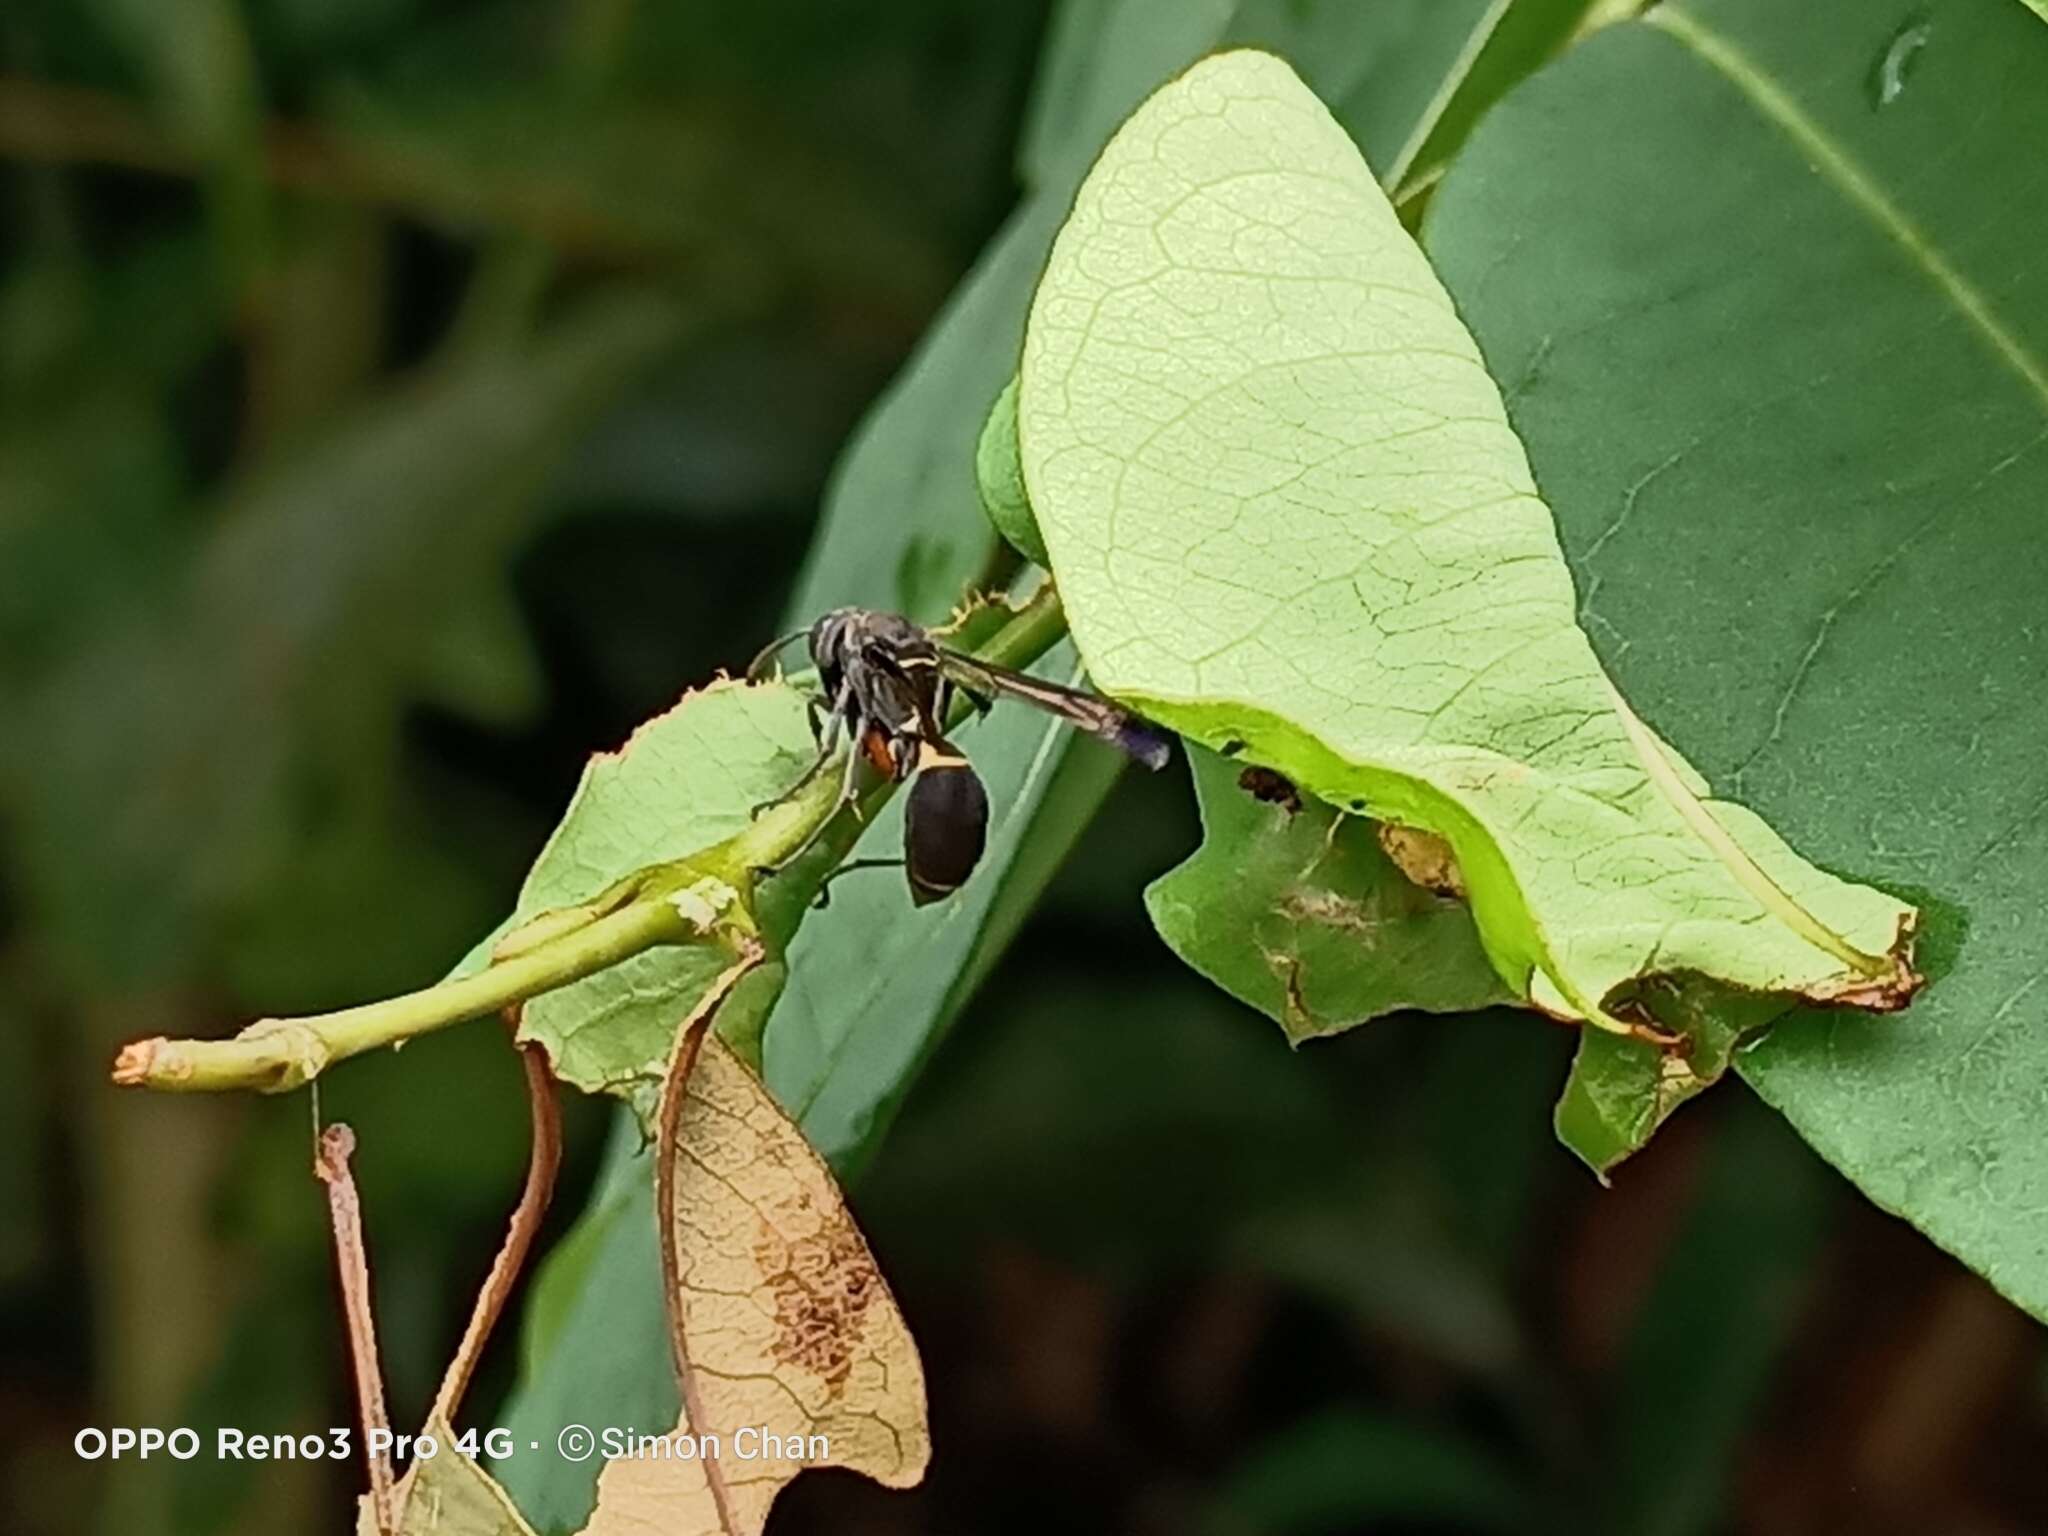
left=1426, top=0, right=2048, bottom=1315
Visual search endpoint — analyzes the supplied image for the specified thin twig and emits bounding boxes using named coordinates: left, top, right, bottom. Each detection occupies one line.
left=427, top=1011, right=563, bottom=1432
left=653, top=943, right=764, bottom=1536
left=314, top=1124, right=396, bottom=1536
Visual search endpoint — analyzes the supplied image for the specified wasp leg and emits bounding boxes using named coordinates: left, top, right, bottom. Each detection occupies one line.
left=933, top=678, right=991, bottom=726
left=750, top=678, right=850, bottom=818
left=759, top=708, right=869, bottom=876
left=810, top=857, right=906, bottom=909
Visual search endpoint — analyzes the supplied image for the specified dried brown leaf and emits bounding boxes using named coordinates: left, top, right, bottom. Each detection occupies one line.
left=579, top=983, right=929, bottom=1535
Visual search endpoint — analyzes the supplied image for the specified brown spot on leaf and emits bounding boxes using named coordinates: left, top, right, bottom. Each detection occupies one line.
left=1806, top=912, right=1924, bottom=1011
left=1377, top=822, right=1466, bottom=899
left=756, top=1223, right=880, bottom=1392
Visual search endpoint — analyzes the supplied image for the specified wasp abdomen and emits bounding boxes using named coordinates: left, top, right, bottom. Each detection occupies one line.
left=904, top=743, right=988, bottom=906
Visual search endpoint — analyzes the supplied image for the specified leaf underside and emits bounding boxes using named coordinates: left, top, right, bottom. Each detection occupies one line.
left=1018, top=48, right=1918, bottom=1167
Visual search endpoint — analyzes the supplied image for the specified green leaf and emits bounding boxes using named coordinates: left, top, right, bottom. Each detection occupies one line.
left=1423, top=0, right=2048, bottom=1312
left=1148, top=747, right=1511, bottom=1041
left=356, top=1419, right=541, bottom=1536
left=1376, top=0, right=1625, bottom=206
left=1019, top=50, right=1915, bottom=1165
left=974, top=377, right=1047, bottom=566
left=479, top=679, right=816, bottom=1114
left=1555, top=980, right=1782, bottom=1178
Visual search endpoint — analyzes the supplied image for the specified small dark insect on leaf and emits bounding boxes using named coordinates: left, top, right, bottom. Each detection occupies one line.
left=749, top=606, right=1170, bottom=903
left=1220, top=738, right=1247, bottom=757
left=1237, top=765, right=1302, bottom=815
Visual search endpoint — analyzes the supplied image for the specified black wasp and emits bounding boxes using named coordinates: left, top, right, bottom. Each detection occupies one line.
left=748, top=607, right=1171, bottom=904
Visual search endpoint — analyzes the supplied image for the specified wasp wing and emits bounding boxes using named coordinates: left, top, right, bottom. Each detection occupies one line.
left=935, top=649, right=1171, bottom=769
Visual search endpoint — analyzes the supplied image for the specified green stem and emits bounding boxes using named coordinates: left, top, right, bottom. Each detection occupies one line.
left=112, top=581, right=1075, bottom=1095
left=114, top=898, right=691, bottom=1094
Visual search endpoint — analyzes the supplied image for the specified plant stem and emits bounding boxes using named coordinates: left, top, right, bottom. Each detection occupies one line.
left=111, top=582, right=1074, bottom=1095
left=114, top=898, right=687, bottom=1093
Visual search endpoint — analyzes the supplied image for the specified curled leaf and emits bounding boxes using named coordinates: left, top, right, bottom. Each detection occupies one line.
left=1018, top=50, right=1919, bottom=1159
left=974, top=377, right=1048, bottom=566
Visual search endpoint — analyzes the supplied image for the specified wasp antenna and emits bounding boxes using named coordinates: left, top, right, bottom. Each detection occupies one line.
left=746, top=627, right=811, bottom=683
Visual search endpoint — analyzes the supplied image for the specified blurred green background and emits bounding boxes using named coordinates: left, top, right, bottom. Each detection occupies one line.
left=2, top=3, right=2044, bottom=1534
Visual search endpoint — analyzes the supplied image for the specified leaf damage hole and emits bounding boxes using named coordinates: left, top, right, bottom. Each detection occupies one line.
left=1237, top=765, right=1302, bottom=814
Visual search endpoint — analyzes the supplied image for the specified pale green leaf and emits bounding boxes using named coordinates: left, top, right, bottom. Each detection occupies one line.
left=1020, top=50, right=1915, bottom=1160
left=489, top=680, right=815, bottom=1113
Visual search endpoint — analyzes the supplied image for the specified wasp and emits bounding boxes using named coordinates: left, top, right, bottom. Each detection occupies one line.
left=748, top=607, right=1171, bottom=903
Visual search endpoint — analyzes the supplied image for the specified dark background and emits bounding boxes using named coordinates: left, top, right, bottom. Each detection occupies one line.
left=2, top=3, right=2044, bottom=1533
